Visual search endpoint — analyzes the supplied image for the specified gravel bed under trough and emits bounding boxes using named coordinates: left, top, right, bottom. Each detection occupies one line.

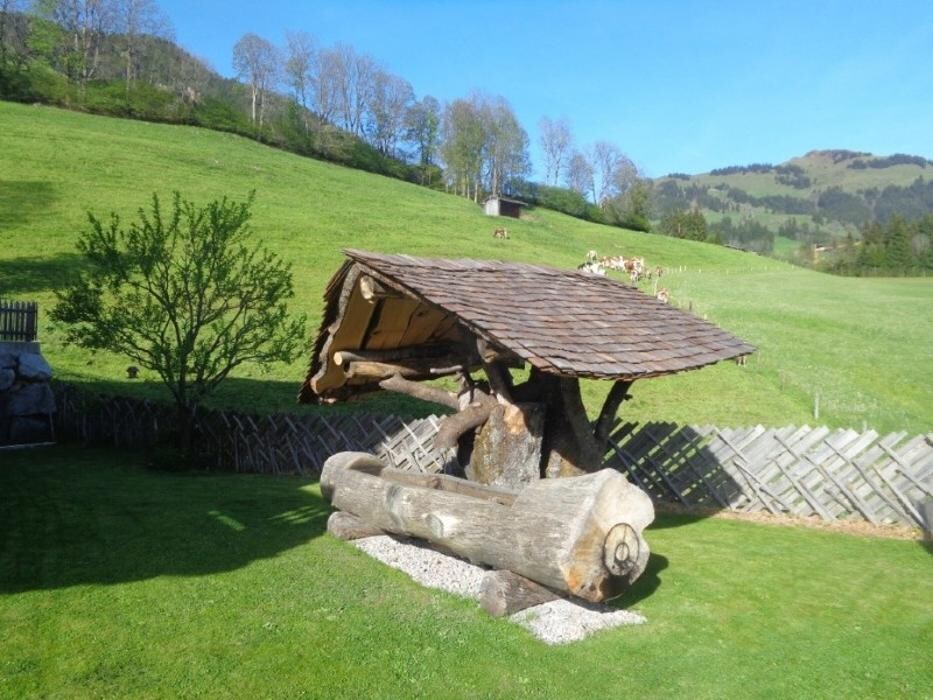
left=353, top=535, right=646, bottom=644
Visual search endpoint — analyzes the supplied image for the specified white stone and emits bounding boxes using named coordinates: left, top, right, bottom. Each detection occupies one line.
left=351, top=534, right=646, bottom=643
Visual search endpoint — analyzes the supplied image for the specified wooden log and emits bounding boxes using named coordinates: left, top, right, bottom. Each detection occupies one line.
left=359, top=274, right=402, bottom=302
left=321, top=451, right=655, bottom=602
left=345, top=359, right=463, bottom=381
left=333, top=344, right=457, bottom=367
left=327, top=511, right=385, bottom=540
left=479, top=569, right=560, bottom=617
left=377, top=374, right=459, bottom=410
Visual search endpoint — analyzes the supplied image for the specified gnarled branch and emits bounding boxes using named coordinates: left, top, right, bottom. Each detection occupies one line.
left=435, top=400, right=497, bottom=451
left=377, top=373, right=458, bottom=410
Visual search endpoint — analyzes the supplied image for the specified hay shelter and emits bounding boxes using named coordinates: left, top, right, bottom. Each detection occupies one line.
left=300, top=250, right=754, bottom=482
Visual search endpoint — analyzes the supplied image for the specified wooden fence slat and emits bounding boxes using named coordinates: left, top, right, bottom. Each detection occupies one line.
left=49, top=384, right=932, bottom=528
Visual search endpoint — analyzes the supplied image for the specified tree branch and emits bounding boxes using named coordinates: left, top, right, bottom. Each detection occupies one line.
left=377, top=373, right=459, bottom=410
left=594, top=380, right=633, bottom=445
left=435, top=401, right=497, bottom=451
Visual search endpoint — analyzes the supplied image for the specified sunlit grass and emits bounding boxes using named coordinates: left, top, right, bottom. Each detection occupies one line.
left=0, top=447, right=929, bottom=697
left=2, top=101, right=931, bottom=431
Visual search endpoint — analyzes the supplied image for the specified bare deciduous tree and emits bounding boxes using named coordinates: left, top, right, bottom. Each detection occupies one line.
left=480, top=94, right=529, bottom=196
left=284, top=30, right=314, bottom=110
left=326, top=43, right=376, bottom=136
left=232, top=32, right=279, bottom=128
left=366, top=69, right=413, bottom=156
left=0, top=0, right=28, bottom=65
left=310, top=46, right=341, bottom=123
left=405, top=95, right=440, bottom=167
left=565, top=150, right=595, bottom=201
left=591, top=141, right=638, bottom=204
left=113, top=0, right=173, bottom=93
left=441, top=97, right=486, bottom=200
left=35, top=0, right=117, bottom=87
left=538, top=116, right=572, bottom=186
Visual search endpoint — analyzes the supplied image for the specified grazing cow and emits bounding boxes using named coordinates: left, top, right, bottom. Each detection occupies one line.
left=656, top=288, right=669, bottom=303
left=598, top=254, right=626, bottom=272
left=622, top=257, right=645, bottom=283
left=577, top=249, right=606, bottom=275
left=493, top=227, right=509, bottom=239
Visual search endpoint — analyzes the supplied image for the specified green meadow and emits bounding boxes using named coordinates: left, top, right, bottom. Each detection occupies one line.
left=1, top=447, right=929, bottom=698
left=1, top=101, right=931, bottom=432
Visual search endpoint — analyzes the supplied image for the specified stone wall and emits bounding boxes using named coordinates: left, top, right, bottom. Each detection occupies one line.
left=0, top=342, right=55, bottom=445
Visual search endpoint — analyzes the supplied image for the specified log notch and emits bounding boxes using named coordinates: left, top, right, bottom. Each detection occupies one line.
left=321, top=452, right=654, bottom=602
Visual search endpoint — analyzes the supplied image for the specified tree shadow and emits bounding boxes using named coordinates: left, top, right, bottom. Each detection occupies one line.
left=0, top=180, right=60, bottom=232
left=0, top=445, right=331, bottom=593
left=0, top=253, right=85, bottom=296
left=604, top=422, right=749, bottom=527
left=611, top=552, right=669, bottom=608
left=648, top=510, right=717, bottom=530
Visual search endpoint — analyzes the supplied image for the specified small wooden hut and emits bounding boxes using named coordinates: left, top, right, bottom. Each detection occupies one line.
left=483, top=196, right=524, bottom=218
left=299, top=250, right=755, bottom=483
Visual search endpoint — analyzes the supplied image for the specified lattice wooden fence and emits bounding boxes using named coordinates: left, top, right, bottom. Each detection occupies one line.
left=52, top=385, right=932, bottom=528
left=53, top=385, right=453, bottom=475
left=605, top=422, right=933, bottom=529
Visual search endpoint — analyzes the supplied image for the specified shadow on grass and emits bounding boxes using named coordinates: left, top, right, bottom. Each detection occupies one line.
left=648, top=511, right=714, bottom=530
left=0, top=180, right=59, bottom=231
left=0, top=253, right=85, bottom=296
left=612, top=552, right=669, bottom=608
left=0, top=445, right=330, bottom=593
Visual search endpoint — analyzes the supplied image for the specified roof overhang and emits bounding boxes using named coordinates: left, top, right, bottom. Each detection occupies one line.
left=299, top=250, right=755, bottom=404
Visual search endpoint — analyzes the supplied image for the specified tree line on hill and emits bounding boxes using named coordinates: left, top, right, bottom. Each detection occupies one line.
left=0, top=0, right=653, bottom=230
left=819, top=216, right=933, bottom=276
left=656, top=204, right=932, bottom=276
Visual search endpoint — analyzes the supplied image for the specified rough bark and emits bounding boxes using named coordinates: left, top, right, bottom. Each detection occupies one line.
left=321, top=452, right=654, bottom=602
left=479, top=569, right=560, bottom=617
left=327, top=511, right=385, bottom=540
left=466, top=402, right=544, bottom=489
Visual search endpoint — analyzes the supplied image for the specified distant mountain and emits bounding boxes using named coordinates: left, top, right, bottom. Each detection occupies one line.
left=652, top=149, right=933, bottom=253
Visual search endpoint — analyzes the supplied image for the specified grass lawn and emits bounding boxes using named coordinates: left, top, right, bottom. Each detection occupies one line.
left=1, top=446, right=930, bottom=697
left=2, top=101, right=933, bottom=432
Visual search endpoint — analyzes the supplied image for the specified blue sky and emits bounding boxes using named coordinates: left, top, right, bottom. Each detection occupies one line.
left=161, top=0, right=933, bottom=178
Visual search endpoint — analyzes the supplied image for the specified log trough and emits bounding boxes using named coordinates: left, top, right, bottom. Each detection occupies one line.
left=322, top=451, right=654, bottom=603
left=299, top=251, right=755, bottom=610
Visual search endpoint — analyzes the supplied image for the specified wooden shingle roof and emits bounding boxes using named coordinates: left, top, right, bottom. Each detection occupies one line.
left=299, top=250, right=755, bottom=402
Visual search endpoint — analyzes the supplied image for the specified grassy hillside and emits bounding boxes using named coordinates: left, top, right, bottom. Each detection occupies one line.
left=1, top=448, right=930, bottom=697
left=2, top=101, right=932, bottom=432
